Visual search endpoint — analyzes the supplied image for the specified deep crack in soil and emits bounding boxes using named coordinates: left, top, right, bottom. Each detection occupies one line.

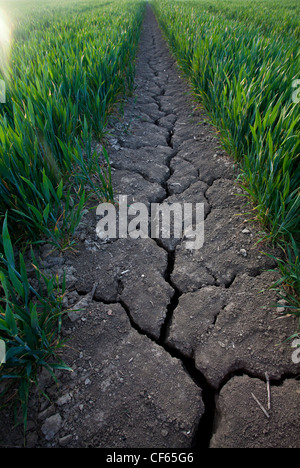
left=0, top=4, right=299, bottom=449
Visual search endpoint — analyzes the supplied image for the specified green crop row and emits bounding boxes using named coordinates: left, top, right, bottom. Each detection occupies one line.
left=0, top=0, right=145, bottom=431
left=152, top=0, right=300, bottom=319
left=0, top=0, right=145, bottom=245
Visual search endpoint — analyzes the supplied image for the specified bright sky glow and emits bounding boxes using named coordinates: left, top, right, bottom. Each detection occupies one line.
left=0, top=12, right=10, bottom=47
left=0, top=10, right=11, bottom=77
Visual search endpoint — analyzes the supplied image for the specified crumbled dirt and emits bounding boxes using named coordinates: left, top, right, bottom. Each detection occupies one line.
left=0, top=5, right=299, bottom=449
left=210, top=376, right=299, bottom=448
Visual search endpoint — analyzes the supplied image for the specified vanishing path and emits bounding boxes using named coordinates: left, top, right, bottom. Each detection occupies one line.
left=1, top=5, right=299, bottom=449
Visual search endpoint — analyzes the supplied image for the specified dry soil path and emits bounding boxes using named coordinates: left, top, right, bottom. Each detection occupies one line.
left=1, top=5, right=299, bottom=449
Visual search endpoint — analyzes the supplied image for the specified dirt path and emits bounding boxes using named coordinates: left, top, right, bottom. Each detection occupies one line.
left=1, top=5, right=299, bottom=449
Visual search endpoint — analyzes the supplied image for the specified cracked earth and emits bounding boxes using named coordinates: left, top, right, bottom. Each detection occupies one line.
left=1, top=6, right=299, bottom=449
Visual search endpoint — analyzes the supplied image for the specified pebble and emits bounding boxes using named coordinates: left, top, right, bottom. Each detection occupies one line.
left=240, top=248, right=247, bottom=257
left=59, top=434, right=73, bottom=447
left=46, top=256, right=65, bottom=267
left=41, top=413, right=62, bottom=441
left=57, top=393, right=72, bottom=406
left=26, top=432, right=39, bottom=448
left=38, top=405, right=56, bottom=421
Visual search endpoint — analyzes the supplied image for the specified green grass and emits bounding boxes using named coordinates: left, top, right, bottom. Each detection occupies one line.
left=0, top=0, right=145, bottom=245
left=0, top=0, right=145, bottom=433
left=152, top=0, right=300, bottom=320
left=0, top=214, right=71, bottom=434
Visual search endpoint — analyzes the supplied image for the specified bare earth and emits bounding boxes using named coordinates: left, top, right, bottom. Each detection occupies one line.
left=0, top=5, right=299, bottom=449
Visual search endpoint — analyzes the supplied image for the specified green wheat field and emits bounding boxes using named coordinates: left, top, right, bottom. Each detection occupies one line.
left=0, top=0, right=299, bottom=426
